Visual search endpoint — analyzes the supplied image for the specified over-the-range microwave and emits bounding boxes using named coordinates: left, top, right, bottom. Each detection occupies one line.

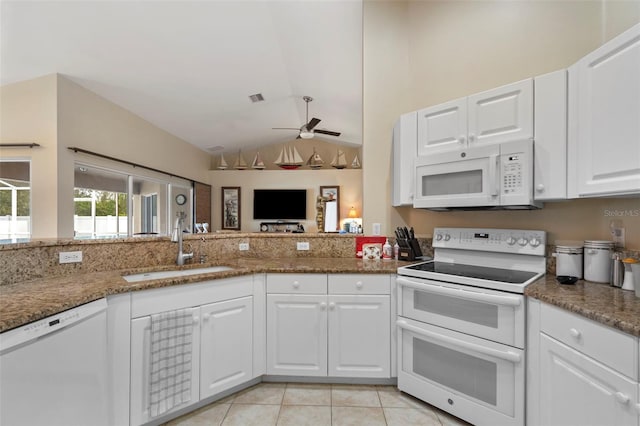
left=414, top=139, right=542, bottom=210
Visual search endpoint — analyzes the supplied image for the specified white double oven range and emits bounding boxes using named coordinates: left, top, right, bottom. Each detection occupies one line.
left=397, top=227, right=546, bottom=426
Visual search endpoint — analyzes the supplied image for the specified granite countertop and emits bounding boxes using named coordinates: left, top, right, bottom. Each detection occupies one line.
left=525, top=275, right=640, bottom=337
left=0, top=258, right=408, bottom=333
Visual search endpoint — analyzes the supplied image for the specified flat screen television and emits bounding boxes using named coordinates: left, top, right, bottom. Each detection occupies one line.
left=253, top=189, right=307, bottom=220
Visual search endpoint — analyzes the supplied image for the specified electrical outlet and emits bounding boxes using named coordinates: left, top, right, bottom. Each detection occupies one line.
left=297, top=242, right=310, bottom=251
left=239, top=242, right=250, bottom=251
left=59, top=251, right=83, bottom=264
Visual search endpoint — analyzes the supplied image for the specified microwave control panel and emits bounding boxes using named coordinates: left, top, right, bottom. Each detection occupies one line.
left=502, top=154, right=524, bottom=194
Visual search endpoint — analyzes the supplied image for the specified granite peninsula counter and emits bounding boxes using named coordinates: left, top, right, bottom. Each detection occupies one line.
left=0, top=257, right=408, bottom=333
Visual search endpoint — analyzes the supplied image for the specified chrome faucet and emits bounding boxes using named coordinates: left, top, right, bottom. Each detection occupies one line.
left=171, top=212, right=193, bottom=265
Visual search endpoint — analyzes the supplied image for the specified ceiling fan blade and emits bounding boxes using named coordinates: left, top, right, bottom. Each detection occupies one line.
left=314, top=129, right=342, bottom=137
left=272, top=127, right=300, bottom=130
left=306, top=118, right=321, bottom=131
left=296, top=134, right=302, bottom=139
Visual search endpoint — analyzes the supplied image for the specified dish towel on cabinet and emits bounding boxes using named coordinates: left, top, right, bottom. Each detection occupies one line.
left=148, top=308, right=194, bottom=418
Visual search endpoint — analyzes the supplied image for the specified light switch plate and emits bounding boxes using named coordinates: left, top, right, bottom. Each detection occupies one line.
left=59, top=251, right=83, bottom=264
left=297, top=242, right=310, bottom=251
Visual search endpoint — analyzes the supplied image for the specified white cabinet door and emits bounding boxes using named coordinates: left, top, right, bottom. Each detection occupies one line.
left=534, top=70, right=568, bottom=200
left=328, top=295, right=390, bottom=378
left=200, top=296, right=253, bottom=400
left=130, top=308, right=200, bottom=426
left=540, top=334, right=638, bottom=426
left=417, top=97, right=467, bottom=156
left=266, top=294, right=327, bottom=376
left=392, top=111, right=417, bottom=206
left=467, top=78, right=533, bottom=147
left=568, top=23, right=640, bottom=197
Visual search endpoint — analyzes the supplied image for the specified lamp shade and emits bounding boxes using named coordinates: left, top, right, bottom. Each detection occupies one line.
left=348, top=207, right=358, bottom=219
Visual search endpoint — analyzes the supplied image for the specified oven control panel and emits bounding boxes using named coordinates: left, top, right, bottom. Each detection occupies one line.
left=432, top=227, right=546, bottom=255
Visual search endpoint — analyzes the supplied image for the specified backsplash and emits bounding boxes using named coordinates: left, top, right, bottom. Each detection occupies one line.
left=0, top=234, right=357, bottom=286
left=3, top=235, right=637, bottom=286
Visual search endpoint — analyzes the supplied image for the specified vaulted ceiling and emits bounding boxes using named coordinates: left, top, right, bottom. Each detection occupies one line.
left=1, top=1, right=363, bottom=154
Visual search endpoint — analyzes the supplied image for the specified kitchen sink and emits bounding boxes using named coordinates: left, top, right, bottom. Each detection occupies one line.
left=123, top=266, right=234, bottom=282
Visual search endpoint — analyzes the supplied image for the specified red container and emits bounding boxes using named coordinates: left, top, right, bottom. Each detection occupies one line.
left=355, top=236, right=387, bottom=259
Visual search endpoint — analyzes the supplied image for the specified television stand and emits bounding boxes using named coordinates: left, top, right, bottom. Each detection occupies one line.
left=259, top=222, right=304, bottom=233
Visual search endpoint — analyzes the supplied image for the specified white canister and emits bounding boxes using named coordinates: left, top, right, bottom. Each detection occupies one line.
left=583, top=240, right=614, bottom=283
left=555, top=244, right=583, bottom=279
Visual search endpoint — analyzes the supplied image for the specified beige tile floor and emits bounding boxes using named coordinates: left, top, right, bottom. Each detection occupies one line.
left=165, top=383, right=472, bottom=426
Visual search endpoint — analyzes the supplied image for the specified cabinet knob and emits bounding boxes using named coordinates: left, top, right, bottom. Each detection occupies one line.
left=193, top=316, right=199, bottom=324
left=614, top=392, right=630, bottom=405
left=329, top=302, right=336, bottom=310
left=458, top=135, right=466, bottom=144
left=203, top=313, right=210, bottom=321
left=320, top=302, right=327, bottom=310
left=536, top=184, right=545, bottom=192
left=292, top=281, right=300, bottom=289
left=356, top=281, right=363, bottom=289
left=569, top=328, right=581, bottom=339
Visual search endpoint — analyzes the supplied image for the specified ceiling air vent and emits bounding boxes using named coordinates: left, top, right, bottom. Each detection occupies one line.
left=249, top=93, right=265, bottom=103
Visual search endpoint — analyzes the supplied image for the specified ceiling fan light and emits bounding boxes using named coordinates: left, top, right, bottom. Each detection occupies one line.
left=299, top=130, right=314, bottom=139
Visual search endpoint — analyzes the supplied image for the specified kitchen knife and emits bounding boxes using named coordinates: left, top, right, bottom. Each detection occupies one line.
left=403, top=226, right=410, bottom=240
left=409, top=227, right=415, bottom=239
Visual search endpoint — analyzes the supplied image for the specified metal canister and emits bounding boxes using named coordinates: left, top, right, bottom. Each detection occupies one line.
left=555, top=244, right=583, bottom=279
left=583, top=240, right=615, bottom=283
left=610, top=252, right=625, bottom=288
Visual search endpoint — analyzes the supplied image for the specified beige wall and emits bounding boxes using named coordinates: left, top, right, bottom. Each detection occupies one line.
left=1, top=75, right=60, bottom=238
left=210, top=169, right=363, bottom=233
left=363, top=0, right=640, bottom=249
left=363, top=0, right=411, bottom=237
left=1, top=74, right=213, bottom=238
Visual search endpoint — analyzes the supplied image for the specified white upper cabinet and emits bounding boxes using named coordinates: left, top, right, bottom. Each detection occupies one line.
left=533, top=70, right=568, bottom=200
left=568, top=23, right=640, bottom=197
left=417, top=79, right=533, bottom=156
left=392, top=111, right=417, bottom=206
left=467, top=79, right=533, bottom=147
left=417, top=98, right=467, bottom=155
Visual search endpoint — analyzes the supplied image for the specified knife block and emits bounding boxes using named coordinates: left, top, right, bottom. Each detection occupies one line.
left=397, top=238, right=417, bottom=261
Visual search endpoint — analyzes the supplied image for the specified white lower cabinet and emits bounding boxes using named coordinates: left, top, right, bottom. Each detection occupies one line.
left=266, top=294, right=328, bottom=376
left=328, top=295, right=390, bottom=377
left=128, top=277, right=255, bottom=426
left=200, top=296, right=253, bottom=399
left=266, top=274, right=392, bottom=378
left=130, top=308, right=201, bottom=426
left=528, top=299, right=640, bottom=426
left=540, top=334, right=638, bottom=426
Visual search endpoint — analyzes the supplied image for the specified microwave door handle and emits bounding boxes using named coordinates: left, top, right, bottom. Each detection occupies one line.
left=397, top=277, right=522, bottom=307
left=489, top=154, right=499, bottom=197
left=396, top=319, right=522, bottom=363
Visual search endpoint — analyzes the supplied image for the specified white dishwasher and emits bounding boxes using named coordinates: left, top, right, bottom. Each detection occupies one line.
left=0, top=298, right=109, bottom=426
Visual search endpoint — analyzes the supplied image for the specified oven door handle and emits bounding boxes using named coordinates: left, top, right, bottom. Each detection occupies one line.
left=397, top=277, right=522, bottom=307
left=396, top=319, right=522, bottom=363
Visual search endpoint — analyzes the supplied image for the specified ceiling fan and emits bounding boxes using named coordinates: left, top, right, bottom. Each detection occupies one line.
left=273, top=96, right=341, bottom=139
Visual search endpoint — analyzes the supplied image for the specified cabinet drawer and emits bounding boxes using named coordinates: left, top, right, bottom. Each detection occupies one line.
left=540, top=303, right=638, bottom=378
left=267, top=274, right=327, bottom=294
left=328, top=274, right=390, bottom=295
left=131, top=276, right=253, bottom=318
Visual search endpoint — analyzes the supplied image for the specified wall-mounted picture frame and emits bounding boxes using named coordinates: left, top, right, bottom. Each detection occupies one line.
left=221, top=186, right=241, bottom=230
left=320, top=185, right=340, bottom=232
